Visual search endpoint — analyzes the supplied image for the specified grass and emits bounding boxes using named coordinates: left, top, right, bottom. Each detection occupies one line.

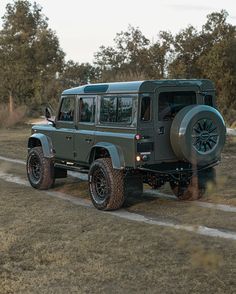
left=0, top=125, right=236, bottom=293
left=0, top=124, right=30, bottom=160
left=0, top=180, right=236, bottom=294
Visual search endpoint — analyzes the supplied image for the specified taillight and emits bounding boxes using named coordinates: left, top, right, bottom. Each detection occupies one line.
left=135, top=134, right=142, bottom=140
left=136, top=155, right=141, bottom=162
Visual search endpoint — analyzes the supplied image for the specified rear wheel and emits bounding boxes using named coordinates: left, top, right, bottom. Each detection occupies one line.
left=170, top=178, right=205, bottom=200
left=170, top=167, right=216, bottom=200
left=89, top=158, right=125, bottom=210
left=27, top=146, right=54, bottom=189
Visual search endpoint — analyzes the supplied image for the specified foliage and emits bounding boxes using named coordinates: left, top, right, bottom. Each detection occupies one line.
left=0, top=2, right=235, bottom=124
left=0, top=104, right=26, bottom=127
left=167, top=10, right=236, bottom=123
left=94, top=25, right=171, bottom=81
left=60, top=60, right=99, bottom=89
left=0, top=0, right=64, bottom=111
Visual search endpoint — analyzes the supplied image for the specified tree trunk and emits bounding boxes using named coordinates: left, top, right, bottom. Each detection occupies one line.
left=9, top=91, right=13, bottom=113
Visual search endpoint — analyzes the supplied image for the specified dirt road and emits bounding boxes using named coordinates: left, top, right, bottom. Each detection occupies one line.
left=1, top=156, right=236, bottom=239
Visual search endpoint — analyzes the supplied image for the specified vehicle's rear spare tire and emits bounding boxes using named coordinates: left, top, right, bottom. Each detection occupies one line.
left=89, top=158, right=125, bottom=210
left=170, top=105, right=226, bottom=166
left=27, top=146, right=54, bottom=189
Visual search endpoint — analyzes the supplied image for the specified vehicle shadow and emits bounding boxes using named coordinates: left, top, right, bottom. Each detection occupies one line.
left=123, top=190, right=177, bottom=209
left=52, top=177, right=178, bottom=209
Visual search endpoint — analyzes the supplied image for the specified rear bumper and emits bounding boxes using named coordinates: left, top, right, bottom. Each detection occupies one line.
left=137, top=160, right=220, bottom=175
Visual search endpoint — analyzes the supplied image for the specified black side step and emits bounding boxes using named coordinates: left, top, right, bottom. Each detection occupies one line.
left=54, top=163, right=89, bottom=174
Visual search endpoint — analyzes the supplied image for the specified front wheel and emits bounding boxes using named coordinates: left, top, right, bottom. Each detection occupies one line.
left=88, top=158, right=125, bottom=210
left=27, top=146, right=54, bottom=189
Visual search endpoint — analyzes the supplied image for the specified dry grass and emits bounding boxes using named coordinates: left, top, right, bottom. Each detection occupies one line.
left=0, top=105, right=27, bottom=128
left=0, top=125, right=30, bottom=160
left=0, top=180, right=236, bottom=294
left=0, top=126, right=236, bottom=292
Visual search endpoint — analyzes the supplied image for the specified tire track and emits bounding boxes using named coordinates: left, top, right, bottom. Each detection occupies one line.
left=1, top=155, right=236, bottom=213
left=0, top=170, right=236, bottom=241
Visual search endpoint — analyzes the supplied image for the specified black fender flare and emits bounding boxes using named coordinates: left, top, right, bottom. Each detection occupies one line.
left=28, top=133, right=54, bottom=158
left=90, top=142, right=125, bottom=170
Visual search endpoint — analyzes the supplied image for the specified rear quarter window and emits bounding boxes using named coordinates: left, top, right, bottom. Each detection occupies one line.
left=100, top=96, right=133, bottom=124
left=204, top=95, right=213, bottom=106
left=140, top=96, right=151, bottom=121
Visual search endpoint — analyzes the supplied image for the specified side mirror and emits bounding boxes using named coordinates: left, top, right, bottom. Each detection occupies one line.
left=45, top=107, right=52, bottom=119
left=45, top=107, right=55, bottom=127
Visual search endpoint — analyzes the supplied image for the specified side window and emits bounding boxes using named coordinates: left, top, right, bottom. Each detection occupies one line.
left=140, top=96, right=151, bottom=121
left=58, top=97, right=75, bottom=121
left=100, top=97, right=117, bottom=122
left=117, top=97, right=133, bottom=123
left=100, top=96, right=133, bottom=124
left=79, top=97, right=95, bottom=123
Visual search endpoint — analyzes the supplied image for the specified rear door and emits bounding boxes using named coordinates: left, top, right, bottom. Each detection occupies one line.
left=154, top=87, right=198, bottom=161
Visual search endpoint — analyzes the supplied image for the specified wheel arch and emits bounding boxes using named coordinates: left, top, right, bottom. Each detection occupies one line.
left=28, top=133, right=54, bottom=158
left=89, top=142, right=125, bottom=170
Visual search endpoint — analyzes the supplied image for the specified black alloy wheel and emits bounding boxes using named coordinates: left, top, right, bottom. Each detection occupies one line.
left=27, top=147, right=54, bottom=190
left=192, top=118, right=218, bottom=153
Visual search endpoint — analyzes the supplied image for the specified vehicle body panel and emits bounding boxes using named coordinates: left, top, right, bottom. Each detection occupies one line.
left=30, top=79, right=221, bottom=173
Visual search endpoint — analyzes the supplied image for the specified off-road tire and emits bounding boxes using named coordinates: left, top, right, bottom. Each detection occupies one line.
left=27, top=146, right=54, bottom=190
left=170, top=178, right=205, bottom=200
left=89, top=158, right=125, bottom=210
left=170, top=167, right=216, bottom=200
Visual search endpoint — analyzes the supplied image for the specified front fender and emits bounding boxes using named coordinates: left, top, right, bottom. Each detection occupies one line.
left=90, top=142, right=125, bottom=170
left=28, top=133, right=54, bottom=158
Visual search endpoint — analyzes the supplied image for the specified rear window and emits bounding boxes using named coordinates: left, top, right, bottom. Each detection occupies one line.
left=158, top=91, right=196, bottom=121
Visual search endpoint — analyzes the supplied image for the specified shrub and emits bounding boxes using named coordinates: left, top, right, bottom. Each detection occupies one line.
left=0, top=105, right=27, bottom=128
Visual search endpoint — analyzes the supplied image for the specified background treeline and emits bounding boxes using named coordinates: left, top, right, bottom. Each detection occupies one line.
left=0, top=0, right=235, bottom=125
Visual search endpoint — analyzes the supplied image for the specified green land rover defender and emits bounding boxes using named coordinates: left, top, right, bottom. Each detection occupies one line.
left=27, top=80, right=226, bottom=210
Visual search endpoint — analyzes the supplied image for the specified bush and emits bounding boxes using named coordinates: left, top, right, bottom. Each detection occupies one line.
left=0, top=105, right=27, bottom=128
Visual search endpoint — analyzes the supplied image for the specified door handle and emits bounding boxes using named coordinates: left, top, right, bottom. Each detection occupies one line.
left=66, top=136, right=72, bottom=140
left=158, top=126, right=165, bottom=135
left=85, top=138, right=92, bottom=143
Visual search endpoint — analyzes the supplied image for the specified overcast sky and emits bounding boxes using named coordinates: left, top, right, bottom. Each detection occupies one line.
left=0, top=0, right=235, bottom=64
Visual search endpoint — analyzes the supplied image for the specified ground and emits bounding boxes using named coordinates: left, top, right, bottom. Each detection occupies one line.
left=0, top=125, right=236, bottom=294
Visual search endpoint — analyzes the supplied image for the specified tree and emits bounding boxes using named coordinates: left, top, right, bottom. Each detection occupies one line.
left=198, top=11, right=236, bottom=121
left=168, top=26, right=204, bottom=78
left=167, top=10, right=236, bottom=123
left=0, top=0, right=65, bottom=112
left=94, top=25, right=150, bottom=81
left=60, top=60, right=98, bottom=89
left=94, top=26, right=172, bottom=81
